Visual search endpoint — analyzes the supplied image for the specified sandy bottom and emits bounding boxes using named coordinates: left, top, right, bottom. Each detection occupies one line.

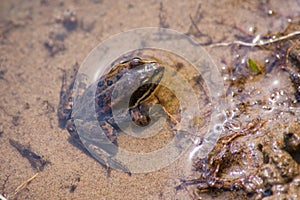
left=0, top=0, right=299, bottom=199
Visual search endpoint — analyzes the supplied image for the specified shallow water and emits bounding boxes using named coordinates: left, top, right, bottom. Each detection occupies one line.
left=0, top=0, right=300, bottom=199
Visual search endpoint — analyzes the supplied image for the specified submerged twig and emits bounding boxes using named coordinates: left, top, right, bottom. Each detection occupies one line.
left=12, top=173, right=39, bottom=197
left=9, top=139, right=49, bottom=171
left=210, top=31, right=300, bottom=47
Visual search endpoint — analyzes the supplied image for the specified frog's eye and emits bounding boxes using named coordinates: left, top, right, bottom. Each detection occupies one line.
left=129, top=57, right=143, bottom=67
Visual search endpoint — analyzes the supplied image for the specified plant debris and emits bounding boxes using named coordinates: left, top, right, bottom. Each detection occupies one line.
left=56, top=9, right=78, bottom=31
left=210, top=31, right=300, bottom=47
left=181, top=119, right=300, bottom=199
left=289, top=73, right=300, bottom=102
left=12, top=173, right=39, bottom=198
left=285, top=41, right=300, bottom=102
left=9, top=139, right=49, bottom=171
left=69, top=177, right=80, bottom=193
left=248, top=58, right=261, bottom=73
left=44, top=8, right=78, bottom=56
left=184, top=20, right=300, bottom=199
left=44, top=28, right=66, bottom=57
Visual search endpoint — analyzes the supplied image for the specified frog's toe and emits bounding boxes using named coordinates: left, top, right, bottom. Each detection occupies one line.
left=91, top=150, right=131, bottom=175
left=107, top=157, right=131, bottom=176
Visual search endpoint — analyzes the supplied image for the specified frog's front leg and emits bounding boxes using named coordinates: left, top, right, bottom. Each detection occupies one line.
left=129, top=105, right=151, bottom=126
left=129, top=96, right=179, bottom=128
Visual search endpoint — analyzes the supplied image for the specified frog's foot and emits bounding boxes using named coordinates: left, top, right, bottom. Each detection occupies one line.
left=129, top=100, right=180, bottom=128
left=68, top=134, right=131, bottom=176
left=107, top=157, right=131, bottom=176
left=85, top=142, right=131, bottom=175
left=72, top=120, right=131, bottom=175
left=129, top=107, right=151, bottom=127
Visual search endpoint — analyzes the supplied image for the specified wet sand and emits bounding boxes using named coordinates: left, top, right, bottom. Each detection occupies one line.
left=0, top=1, right=300, bottom=199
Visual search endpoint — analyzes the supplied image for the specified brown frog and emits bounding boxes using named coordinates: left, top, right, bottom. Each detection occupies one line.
left=58, top=57, right=170, bottom=173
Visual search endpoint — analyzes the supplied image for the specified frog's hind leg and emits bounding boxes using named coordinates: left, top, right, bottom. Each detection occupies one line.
left=87, top=121, right=131, bottom=175
left=85, top=141, right=131, bottom=176
left=107, top=157, right=132, bottom=176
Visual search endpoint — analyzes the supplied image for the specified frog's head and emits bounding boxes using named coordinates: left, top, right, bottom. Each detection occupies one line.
left=128, top=61, right=164, bottom=108
left=128, top=61, right=165, bottom=127
left=107, top=57, right=165, bottom=127
left=137, top=62, right=165, bottom=85
left=105, top=57, right=164, bottom=87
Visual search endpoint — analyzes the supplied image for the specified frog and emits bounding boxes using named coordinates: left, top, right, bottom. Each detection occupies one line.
left=58, top=57, right=172, bottom=174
